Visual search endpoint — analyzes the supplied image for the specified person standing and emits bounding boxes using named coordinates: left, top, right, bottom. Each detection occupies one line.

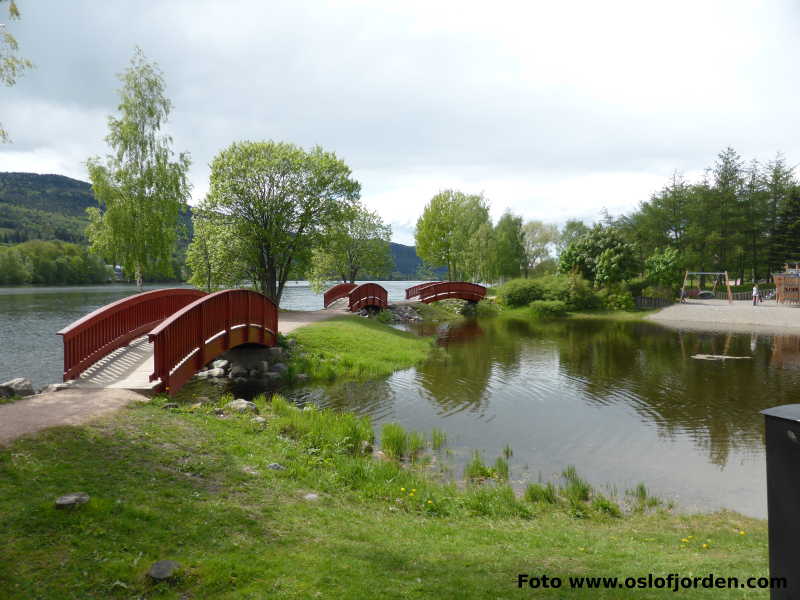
left=753, top=284, right=759, bottom=306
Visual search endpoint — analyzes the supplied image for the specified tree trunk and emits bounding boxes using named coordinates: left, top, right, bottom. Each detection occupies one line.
left=135, top=264, right=143, bottom=292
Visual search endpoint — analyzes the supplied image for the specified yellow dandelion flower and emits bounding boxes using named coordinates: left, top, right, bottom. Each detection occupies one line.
left=400, top=487, right=406, bottom=492
left=681, top=538, right=689, bottom=543
left=412, top=489, right=417, bottom=492
left=702, top=543, right=709, bottom=549
left=409, top=492, right=415, bottom=497
left=739, top=530, right=746, bottom=535
left=427, top=500, right=433, bottom=504
left=687, top=535, right=693, bottom=539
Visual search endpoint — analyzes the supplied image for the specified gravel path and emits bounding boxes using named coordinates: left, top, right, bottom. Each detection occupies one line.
left=646, top=299, right=800, bottom=334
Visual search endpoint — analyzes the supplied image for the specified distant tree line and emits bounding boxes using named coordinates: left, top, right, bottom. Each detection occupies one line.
left=0, top=240, right=112, bottom=285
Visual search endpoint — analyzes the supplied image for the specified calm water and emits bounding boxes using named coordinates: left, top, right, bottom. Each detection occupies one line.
left=286, top=318, right=800, bottom=518
left=2, top=283, right=798, bottom=517
left=0, top=281, right=426, bottom=387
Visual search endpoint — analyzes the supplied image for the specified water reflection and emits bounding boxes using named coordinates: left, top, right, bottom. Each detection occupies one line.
left=287, top=317, right=800, bottom=517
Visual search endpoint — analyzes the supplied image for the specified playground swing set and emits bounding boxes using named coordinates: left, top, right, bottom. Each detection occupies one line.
left=680, top=271, right=734, bottom=304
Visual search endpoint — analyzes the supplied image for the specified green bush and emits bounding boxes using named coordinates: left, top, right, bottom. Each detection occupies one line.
left=599, top=290, right=635, bottom=311
left=529, top=300, right=568, bottom=319
left=626, top=277, right=648, bottom=297
left=642, top=286, right=675, bottom=301
left=497, top=278, right=544, bottom=307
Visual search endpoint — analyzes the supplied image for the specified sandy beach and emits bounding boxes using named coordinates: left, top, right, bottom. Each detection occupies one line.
left=646, top=299, right=800, bottom=334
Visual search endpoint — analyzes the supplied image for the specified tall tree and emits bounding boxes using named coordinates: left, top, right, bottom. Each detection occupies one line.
left=494, top=211, right=525, bottom=280
left=86, top=48, right=191, bottom=290
left=522, top=220, right=558, bottom=276
left=559, top=224, right=639, bottom=285
left=556, top=219, right=589, bottom=256
left=415, top=190, right=490, bottom=280
left=186, top=211, right=247, bottom=292
left=197, top=140, right=359, bottom=304
left=763, top=153, right=797, bottom=275
left=1, top=0, right=33, bottom=142
left=306, top=204, right=392, bottom=290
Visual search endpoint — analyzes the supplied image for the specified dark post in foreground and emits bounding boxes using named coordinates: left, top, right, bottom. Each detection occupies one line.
left=761, top=404, right=800, bottom=598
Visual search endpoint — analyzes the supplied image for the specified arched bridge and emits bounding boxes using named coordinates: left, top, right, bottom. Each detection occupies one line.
left=406, top=281, right=486, bottom=303
left=323, top=282, right=388, bottom=311
left=58, top=288, right=277, bottom=395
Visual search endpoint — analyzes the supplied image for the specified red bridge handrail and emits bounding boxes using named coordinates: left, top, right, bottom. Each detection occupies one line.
left=418, top=282, right=486, bottom=303
left=405, top=281, right=443, bottom=299
left=348, top=282, right=388, bottom=312
left=324, top=282, right=357, bottom=308
left=148, top=288, right=277, bottom=394
left=57, top=288, right=206, bottom=381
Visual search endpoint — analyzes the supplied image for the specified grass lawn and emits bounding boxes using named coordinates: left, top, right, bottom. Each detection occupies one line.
left=497, top=305, right=660, bottom=323
left=287, top=316, right=434, bottom=382
left=0, top=394, right=769, bottom=599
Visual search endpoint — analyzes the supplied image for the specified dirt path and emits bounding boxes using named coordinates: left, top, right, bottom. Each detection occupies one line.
left=646, top=299, right=800, bottom=334
left=0, top=388, right=146, bottom=446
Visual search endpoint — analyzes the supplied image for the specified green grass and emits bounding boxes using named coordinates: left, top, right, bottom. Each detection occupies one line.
left=413, top=300, right=463, bottom=321
left=0, top=395, right=769, bottom=598
left=0, top=394, right=23, bottom=405
left=381, top=422, right=408, bottom=459
left=430, top=428, right=447, bottom=450
left=498, top=305, right=660, bottom=323
left=288, top=316, right=434, bottom=382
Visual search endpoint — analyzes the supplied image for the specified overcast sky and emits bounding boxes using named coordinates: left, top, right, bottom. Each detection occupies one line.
left=2, top=0, right=799, bottom=244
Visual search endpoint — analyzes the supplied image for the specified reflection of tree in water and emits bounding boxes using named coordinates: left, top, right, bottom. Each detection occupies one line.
left=416, top=318, right=527, bottom=417
left=554, top=321, right=800, bottom=467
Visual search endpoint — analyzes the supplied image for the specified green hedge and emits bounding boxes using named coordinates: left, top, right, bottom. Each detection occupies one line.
left=529, top=300, right=568, bottom=319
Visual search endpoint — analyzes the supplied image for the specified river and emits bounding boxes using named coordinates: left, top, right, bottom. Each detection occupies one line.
left=2, top=282, right=796, bottom=518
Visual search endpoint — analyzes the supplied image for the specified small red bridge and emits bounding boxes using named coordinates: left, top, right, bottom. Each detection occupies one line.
left=323, top=282, right=388, bottom=311
left=406, top=281, right=486, bottom=303
left=58, top=288, right=278, bottom=395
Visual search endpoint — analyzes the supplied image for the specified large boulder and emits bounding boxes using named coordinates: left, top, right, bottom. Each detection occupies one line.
left=0, top=378, right=34, bottom=398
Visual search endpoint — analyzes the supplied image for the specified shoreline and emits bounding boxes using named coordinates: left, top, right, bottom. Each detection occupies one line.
left=645, top=299, right=800, bottom=335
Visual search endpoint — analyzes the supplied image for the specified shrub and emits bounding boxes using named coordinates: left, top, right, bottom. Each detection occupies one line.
left=493, top=456, right=509, bottom=480
left=642, top=285, right=675, bottom=301
left=529, top=300, right=568, bottom=319
left=497, top=278, right=543, bottom=307
left=524, top=482, right=558, bottom=504
left=602, top=291, right=635, bottom=311
left=592, top=494, right=622, bottom=517
left=626, top=277, right=648, bottom=297
left=562, top=465, right=592, bottom=503
left=475, top=299, right=500, bottom=317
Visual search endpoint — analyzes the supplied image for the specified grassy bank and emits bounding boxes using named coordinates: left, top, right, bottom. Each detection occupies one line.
left=0, top=395, right=768, bottom=598
left=497, top=304, right=659, bottom=323
left=288, top=316, right=434, bottom=382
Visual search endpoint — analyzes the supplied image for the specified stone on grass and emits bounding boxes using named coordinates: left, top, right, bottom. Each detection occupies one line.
left=271, top=363, right=288, bottom=375
left=55, top=492, right=90, bottom=509
left=163, top=403, right=178, bottom=410
left=0, top=377, right=34, bottom=398
left=268, top=463, right=286, bottom=471
left=147, top=560, right=180, bottom=581
left=242, top=466, right=260, bottom=476
left=251, top=416, right=267, bottom=424
left=303, top=493, right=320, bottom=501
left=226, top=399, right=258, bottom=414
left=39, top=382, right=72, bottom=394
left=207, top=367, right=225, bottom=378
left=211, top=359, right=229, bottom=370
left=213, top=407, right=225, bottom=416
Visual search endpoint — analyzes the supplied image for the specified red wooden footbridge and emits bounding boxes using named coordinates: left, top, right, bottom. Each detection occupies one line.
left=57, top=281, right=486, bottom=396
left=58, top=288, right=278, bottom=395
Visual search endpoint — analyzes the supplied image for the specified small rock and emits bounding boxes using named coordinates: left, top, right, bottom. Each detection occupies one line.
left=271, top=363, right=288, bottom=375
left=258, top=360, right=271, bottom=374
left=39, top=382, right=72, bottom=394
left=251, top=416, right=267, bottom=424
left=211, top=359, right=229, bottom=370
left=267, top=463, right=286, bottom=471
left=163, top=403, right=178, bottom=410
left=226, top=399, right=258, bottom=413
left=303, top=493, right=320, bottom=501
left=229, top=365, right=248, bottom=379
left=55, top=492, right=90, bottom=509
left=267, top=347, right=284, bottom=362
left=248, top=368, right=261, bottom=379
left=207, top=367, right=225, bottom=378
left=195, top=370, right=210, bottom=380
left=147, top=560, right=180, bottom=581
left=0, top=377, right=34, bottom=398
left=373, top=450, right=389, bottom=461
left=242, top=466, right=260, bottom=476
left=213, top=407, right=225, bottom=415
left=189, top=402, right=204, bottom=410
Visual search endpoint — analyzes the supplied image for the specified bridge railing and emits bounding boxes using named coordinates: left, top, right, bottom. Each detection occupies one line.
left=418, top=282, right=486, bottom=303
left=324, top=282, right=357, bottom=308
left=57, top=288, right=206, bottom=381
left=148, top=289, right=277, bottom=394
left=405, top=281, right=443, bottom=299
left=349, top=282, right=388, bottom=312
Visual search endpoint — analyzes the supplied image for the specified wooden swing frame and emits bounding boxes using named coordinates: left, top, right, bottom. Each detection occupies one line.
left=680, top=271, right=733, bottom=304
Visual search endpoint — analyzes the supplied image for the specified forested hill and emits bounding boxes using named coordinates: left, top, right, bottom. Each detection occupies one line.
left=0, top=172, right=95, bottom=243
